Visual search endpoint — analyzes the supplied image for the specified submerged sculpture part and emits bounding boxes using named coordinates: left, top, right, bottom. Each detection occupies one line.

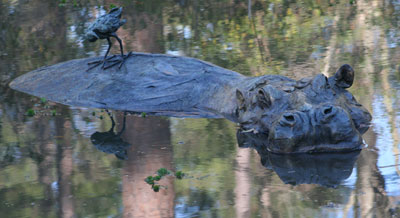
left=9, top=53, right=372, bottom=153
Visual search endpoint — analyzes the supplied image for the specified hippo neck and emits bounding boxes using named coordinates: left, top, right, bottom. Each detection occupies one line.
left=203, top=75, right=296, bottom=122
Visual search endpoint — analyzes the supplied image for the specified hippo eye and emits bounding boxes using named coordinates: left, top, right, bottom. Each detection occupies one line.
left=257, top=89, right=272, bottom=109
left=323, top=107, right=332, bottom=115
left=236, top=89, right=246, bottom=110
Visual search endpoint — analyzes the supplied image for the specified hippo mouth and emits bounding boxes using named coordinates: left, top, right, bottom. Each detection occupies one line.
left=269, top=138, right=363, bottom=153
left=267, top=105, right=364, bottom=153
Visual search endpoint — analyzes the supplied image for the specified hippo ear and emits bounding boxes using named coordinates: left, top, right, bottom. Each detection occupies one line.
left=334, top=64, right=354, bottom=88
left=236, top=89, right=246, bottom=110
left=257, top=89, right=272, bottom=109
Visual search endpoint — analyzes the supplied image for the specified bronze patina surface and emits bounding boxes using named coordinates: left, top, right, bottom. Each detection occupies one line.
left=9, top=53, right=371, bottom=153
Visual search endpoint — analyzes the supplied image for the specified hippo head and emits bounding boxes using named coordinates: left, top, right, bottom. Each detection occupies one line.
left=235, top=64, right=372, bottom=153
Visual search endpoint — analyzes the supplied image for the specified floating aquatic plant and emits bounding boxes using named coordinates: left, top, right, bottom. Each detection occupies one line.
left=152, top=185, right=160, bottom=192
left=145, top=176, right=155, bottom=185
left=175, top=171, right=185, bottom=179
left=26, top=109, right=35, bottom=117
left=157, top=168, right=169, bottom=177
left=154, top=175, right=161, bottom=181
left=144, top=168, right=186, bottom=192
left=109, top=4, right=117, bottom=9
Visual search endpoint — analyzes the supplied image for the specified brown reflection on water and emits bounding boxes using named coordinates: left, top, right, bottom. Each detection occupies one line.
left=351, top=1, right=399, bottom=217
left=234, top=148, right=251, bottom=218
left=117, top=4, right=174, bottom=217
left=55, top=115, right=75, bottom=218
left=1, top=0, right=400, bottom=217
left=120, top=7, right=164, bottom=54
left=35, top=117, right=56, bottom=218
left=119, top=115, right=174, bottom=218
left=380, top=66, right=400, bottom=176
left=356, top=149, right=391, bottom=218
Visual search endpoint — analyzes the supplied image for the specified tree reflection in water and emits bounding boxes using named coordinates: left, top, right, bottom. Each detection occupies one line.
left=0, top=0, right=399, bottom=217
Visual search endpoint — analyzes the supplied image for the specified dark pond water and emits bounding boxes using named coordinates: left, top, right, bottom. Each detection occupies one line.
left=1, top=0, right=400, bottom=217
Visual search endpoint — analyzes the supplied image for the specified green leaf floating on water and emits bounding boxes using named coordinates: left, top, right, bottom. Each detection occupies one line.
left=154, top=175, right=161, bottom=181
left=26, top=109, right=35, bottom=117
left=145, top=168, right=186, bottom=192
left=175, top=171, right=185, bottom=179
left=157, top=168, right=169, bottom=177
left=152, top=185, right=160, bottom=192
left=109, top=4, right=117, bottom=9
left=145, top=176, right=154, bottom=185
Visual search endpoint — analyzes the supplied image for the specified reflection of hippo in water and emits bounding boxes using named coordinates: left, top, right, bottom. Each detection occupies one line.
left=9, top=53, right=371, bottom=153
left=263, top=151, right=360, bottom=187
left=237, top=132, right=361, bottom=187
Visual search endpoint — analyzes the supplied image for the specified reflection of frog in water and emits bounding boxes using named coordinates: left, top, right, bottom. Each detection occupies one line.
left=90, top=111, right=130, bottom=160
left=237, top=131, right=360, bottom=188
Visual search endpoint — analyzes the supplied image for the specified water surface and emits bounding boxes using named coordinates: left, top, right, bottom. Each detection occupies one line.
left=0, top=0, right=399, bottom=217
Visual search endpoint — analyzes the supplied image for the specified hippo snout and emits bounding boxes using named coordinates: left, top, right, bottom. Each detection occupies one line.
left=267, top=105, right=363, bottom=153
left=313, top=105, right=357, bottom=139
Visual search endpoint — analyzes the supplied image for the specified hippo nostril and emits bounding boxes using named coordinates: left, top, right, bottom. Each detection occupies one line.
left=323, top=106, right=333, bottom=115
left=284, top=114, right=295, bottom=122
left=319, top=105, right=337, bottom=123
left=280, top=113, right=296, bottom=127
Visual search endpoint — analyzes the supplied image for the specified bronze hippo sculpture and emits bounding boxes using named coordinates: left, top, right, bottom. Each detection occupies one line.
left=9, top=53, right=371, bottom=153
